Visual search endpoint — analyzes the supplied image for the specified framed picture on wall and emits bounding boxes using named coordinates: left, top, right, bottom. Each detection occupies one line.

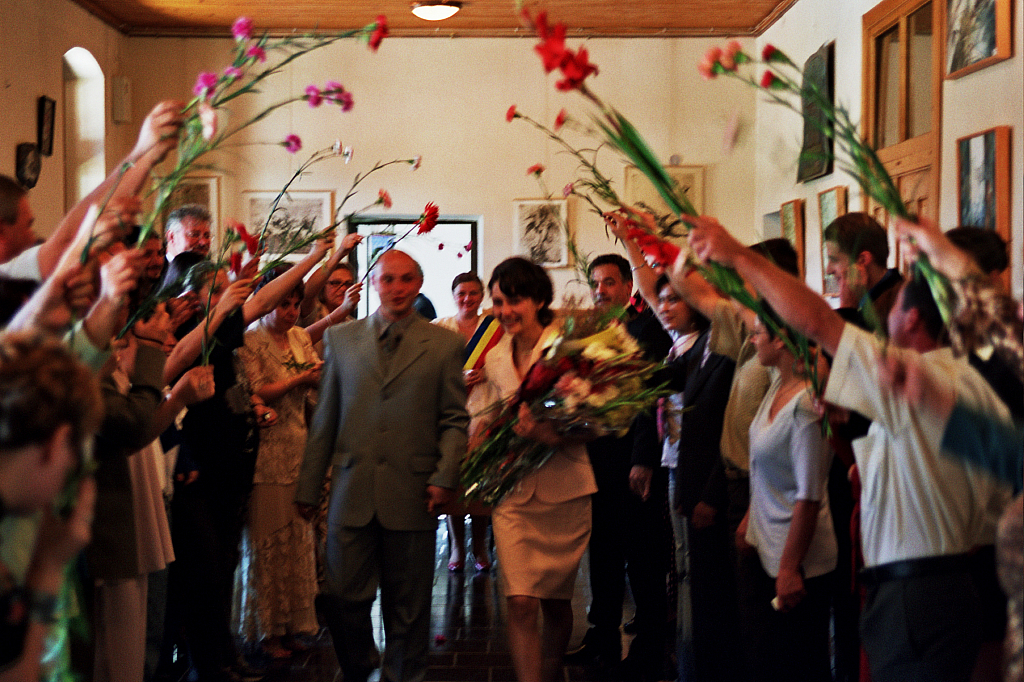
left=243, top=189, right=334, bottom=258
left=623, top=165, right=704, bottom=218
left=817, top=186, right=848, bottom=296
left=956, top=126, right=1011, bottom=285
left=37, top=96, right=56, bottom=157
left=798, top=42, right=834, bottom=183
left=513, top=199, right=569, bottom=268
left=160, top=175, right=220, bottom=242
left=946, top=0, right=1013, bottom=79
left=780, top=199, right=806, bottom=278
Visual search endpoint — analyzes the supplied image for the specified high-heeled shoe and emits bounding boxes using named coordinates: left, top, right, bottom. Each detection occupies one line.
left=473, top=559, right=491, bottom=572
left=447, top=560, right=465, bottom=573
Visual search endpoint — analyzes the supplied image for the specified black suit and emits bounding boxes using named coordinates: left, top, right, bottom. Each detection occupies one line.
left=582, top=305, right=674, bottom=665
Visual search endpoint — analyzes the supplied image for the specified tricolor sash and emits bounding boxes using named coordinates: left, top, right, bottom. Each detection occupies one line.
left=464, top=315, right=503, bottom=371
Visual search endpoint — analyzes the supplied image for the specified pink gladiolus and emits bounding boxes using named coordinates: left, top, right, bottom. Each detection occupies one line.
left=283, top=134, right=302, bottom=153
left=246, top=45, right=266, bottom=63
left=554, top=109, right=568, bottom=130
left=193, top=72, right=219, bottom=98
left=223, top=66, right=243, bottom=82
left=231, top=17, right=253, bottom=42
left=506, top=105, right=518, bottom=122
left=305, top=85, right=323, bottom=108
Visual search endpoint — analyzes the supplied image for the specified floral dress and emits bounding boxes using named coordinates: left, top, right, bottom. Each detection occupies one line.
left=234, top=322, right=320, bottom=641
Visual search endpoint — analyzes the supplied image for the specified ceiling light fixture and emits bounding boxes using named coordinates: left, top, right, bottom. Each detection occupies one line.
left=411, top=1, right=462, bottom=21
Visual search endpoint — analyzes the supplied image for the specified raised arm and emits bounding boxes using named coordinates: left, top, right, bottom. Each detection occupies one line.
left=687, top=215, right=844, bottom=357
left=242, top=240, right=331, bottom=325
left=604, top=211, right=660, bottom=307
left=300, top=232, right=362, bottom=317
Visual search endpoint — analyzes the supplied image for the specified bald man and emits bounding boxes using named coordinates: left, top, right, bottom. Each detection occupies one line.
left=296, top=250, right=468, bottom=682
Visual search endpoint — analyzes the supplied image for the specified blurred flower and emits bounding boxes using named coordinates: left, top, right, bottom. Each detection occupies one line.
left=246, top=45, right=266, bottom=63
left=760, top=70, right=784, bottom=89
left=223, top=66, right=244, bottom=82
left=410, top=155, right=422, bottom=170
left=198, top=102, right=218, bottom=141
left=378, top=189, right=392, bottom=208
left=720, top=41, right=743, bottom=71
left=698, top=46, right=723, bottom=80
left=532, top=11, right=568, bottom=73
left=562, top=182, right=574, bottom=198
left=554, top=108, right=568, bottom=130
left=305, top=85, right=323, bottom=107
left=527, top=163, right=545, bottom=176
left=626, top=227, right=680, bottom=267
left=417, top=202, right=439, bottom=234
left=369, top=15, right=388, bottom=51
left=229, top=251, right=242, bottom=275
left=343, top=146, right=354, bottom=163
left=337, top=91, right=354, bottom=111
left=232, top=17, right=253, bottom=42
left=193, top=72, right=219, bottom=99
left=464, top=241, right=473, bottom=251
left=556, top=48, right=598, bottom=91
left=332, top=139, right=343, bottom=155
left=283, top=134, right=302, bottom=153
left=227, top=219, right=260, bottom=254
left=506, top=105, right=518, bottom=122
left=438, top=243, right=444, bottom=250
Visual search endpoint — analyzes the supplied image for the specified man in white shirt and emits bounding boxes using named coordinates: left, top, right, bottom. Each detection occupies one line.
left=685, top=216, right=1012, bottom=682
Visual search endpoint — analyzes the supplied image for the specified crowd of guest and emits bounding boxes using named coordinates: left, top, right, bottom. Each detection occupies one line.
left=0, top=95, right=1020, bottom=682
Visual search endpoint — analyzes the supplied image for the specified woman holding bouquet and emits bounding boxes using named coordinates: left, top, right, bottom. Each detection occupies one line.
left=742, top=306, right=836, bottom=682
left=433, top=272, right=503, bottom=572
left=235, top=266, right=323, bottom=658
left=478, top=257, right=598, bottom=682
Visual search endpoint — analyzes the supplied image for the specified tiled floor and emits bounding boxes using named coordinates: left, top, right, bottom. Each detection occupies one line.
left=258, top=516, right=668, bottom=682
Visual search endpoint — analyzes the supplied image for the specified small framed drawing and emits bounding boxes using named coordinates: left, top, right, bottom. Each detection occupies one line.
left=243, top=190, right=334, bottom=259
left=946, top=0, right=1013, bottom=79
left=37, top=96, right=56, bottom=157
left=513, top=199, right=569, bottom=268
left=780, top=199, right=806, bottom=278
left=160, top=175, right=220, bottom=242
left=957, top=126, right=1011, bottom=286
left=623, top=165, right=704, bottom=218
left=817, top=186, right=847, bottom=296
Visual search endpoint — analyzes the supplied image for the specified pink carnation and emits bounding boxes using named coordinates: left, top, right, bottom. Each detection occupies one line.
left=193, top=72, right=219, bottom=98
left=223, top=66, right=243, bottom=81
left=283, top=134, right=302, bottom=153
left=305, top=84, right=323, bottom=108
left=246, top=45, right=266, bottom=63
left=231, top=17, right=253, bottom=42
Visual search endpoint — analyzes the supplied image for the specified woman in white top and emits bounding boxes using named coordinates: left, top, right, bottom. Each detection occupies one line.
left=741, top=308, right=836, bottom=682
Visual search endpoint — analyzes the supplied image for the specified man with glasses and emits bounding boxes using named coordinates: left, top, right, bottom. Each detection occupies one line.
left=164, top=205, right=212, bottom=261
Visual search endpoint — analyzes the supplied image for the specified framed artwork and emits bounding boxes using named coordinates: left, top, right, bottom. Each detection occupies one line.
left=798, top=42, right=834, bottom=183
left=513, top=199, right=569, bottom=268
left=957, top=126, right=1011, bottom=243
left=817, top=186, right=848, bottom=296
left=780, top=199, right=806, bottom=278
left=15, top=143, right=40, bottom=189
left=161, top=175, right=220, bottom=242
left=946, top=0, right=1013, bottom=79
left=37, top=96, right=56, bottom=157
left=623, top=165, right=704, bottom=217
left=243, top=189, right=334, bottom=258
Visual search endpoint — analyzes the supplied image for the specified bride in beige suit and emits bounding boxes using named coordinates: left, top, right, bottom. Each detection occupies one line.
left=478, top=257, right=598, bottom=682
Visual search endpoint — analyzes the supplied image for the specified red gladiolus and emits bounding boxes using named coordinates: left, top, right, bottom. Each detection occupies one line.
left=231, top=17, right=253, bottom=42
left=228, top=219, right=260, bottom=255
left=533, top=12, right=569, bottom=73
left=283, top=134, right=302, bottom=154
left=627, top=228, right=681, bottom=267
left=417, top=202, right=439, bottom=234
left=526, top=163, right=545, bottom=176
left=229, top=251, right=242, bottom=275
left=554, top=109, right=567, bottom=130
left=369, top=15, right=388, bottom=52
left=378, top=189, right=392, bottom=208
left=246, top=45, right=266, bottom=63
left=305, top=85, right=323, bottom=108
left=556, top=48, right=598, bottom=91
left=506, top=105, right=518, bottom=122
left=193, top=72, right=218, bottom=98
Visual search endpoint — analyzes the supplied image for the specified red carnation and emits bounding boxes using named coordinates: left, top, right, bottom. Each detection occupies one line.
left=760, top=70, right=785, bottom=90
left=228, top=220, right=260, bottom=255
left=369, top=15, right=388, bottom=51
left=761, top=44, right=778, bottom=62
left=519, top=360, right=559, bottom=402
left=416, top=202, right=439, bottom=234
left=229, top=251, right=242, bottom=275
left=506, top=105, right=518, bottom=122
left=554, top=108, right=568, bottom=130
left=626, top=227, right=681, bottom=267
left=526, top=163, right=545, bottom=176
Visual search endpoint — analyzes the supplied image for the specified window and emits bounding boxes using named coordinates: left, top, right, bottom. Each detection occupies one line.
left=63, top=48, right=105, bottom=212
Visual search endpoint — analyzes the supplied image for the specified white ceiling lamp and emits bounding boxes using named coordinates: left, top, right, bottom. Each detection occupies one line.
left=411, top=1, right=462, bottom=21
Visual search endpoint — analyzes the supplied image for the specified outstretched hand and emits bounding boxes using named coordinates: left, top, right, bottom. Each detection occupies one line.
left=133, top=99, right=186, bottom=164
left=685, top=215, right=746, bottom=268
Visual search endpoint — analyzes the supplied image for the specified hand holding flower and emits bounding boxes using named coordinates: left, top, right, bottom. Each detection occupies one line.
left=685, top=214, right=746, bottom=268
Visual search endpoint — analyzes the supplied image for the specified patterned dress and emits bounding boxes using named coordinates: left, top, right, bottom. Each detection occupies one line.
left=234, top=322, right=320, bottom=641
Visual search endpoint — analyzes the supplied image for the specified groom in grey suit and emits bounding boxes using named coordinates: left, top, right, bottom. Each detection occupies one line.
left=296, top=249, right=468, bottom=682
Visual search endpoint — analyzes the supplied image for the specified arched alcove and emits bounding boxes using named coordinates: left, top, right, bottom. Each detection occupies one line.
left=63, top=47, right=105, bottom=212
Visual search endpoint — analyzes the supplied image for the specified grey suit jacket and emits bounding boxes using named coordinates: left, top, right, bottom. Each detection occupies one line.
left=296, top=311, right=469, bottom=531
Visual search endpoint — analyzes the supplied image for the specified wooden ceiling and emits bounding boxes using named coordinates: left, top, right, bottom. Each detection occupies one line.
left=69, top=0, right=798, bottom=38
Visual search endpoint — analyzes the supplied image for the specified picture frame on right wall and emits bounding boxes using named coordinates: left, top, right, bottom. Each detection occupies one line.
left=780, top=198, right=806, bottom=278
left=817, top=186, right=848, bottom=296
left=956, top=125, right=1011, bottom=287
left=946, top=0, right=1013, bottom=79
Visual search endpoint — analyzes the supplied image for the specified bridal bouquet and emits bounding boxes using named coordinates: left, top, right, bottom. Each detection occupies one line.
left=461, top=310, right=667, bottom=505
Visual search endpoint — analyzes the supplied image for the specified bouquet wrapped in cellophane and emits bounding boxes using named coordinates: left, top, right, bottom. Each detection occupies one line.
left=460, top=309, right=668, bottom=505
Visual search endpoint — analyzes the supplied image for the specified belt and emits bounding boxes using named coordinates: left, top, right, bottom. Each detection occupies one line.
left=861, top=553, right=972, bottom=585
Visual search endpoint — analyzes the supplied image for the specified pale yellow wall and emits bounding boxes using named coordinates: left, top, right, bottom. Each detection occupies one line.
left=756, top=0, right=1023, bottom=297
left=123, top=34, right=758, bottom=303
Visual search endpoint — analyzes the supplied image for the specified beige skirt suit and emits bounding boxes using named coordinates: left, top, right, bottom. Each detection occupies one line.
left=480, top=327, right=598, bottom=599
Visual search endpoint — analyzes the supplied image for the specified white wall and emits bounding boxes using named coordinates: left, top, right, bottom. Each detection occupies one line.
left=0, top=0, right=132, bottom=238
left=756, top=0, right=1023, bottom=297
left=121, top=34, right=758, bottom=305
